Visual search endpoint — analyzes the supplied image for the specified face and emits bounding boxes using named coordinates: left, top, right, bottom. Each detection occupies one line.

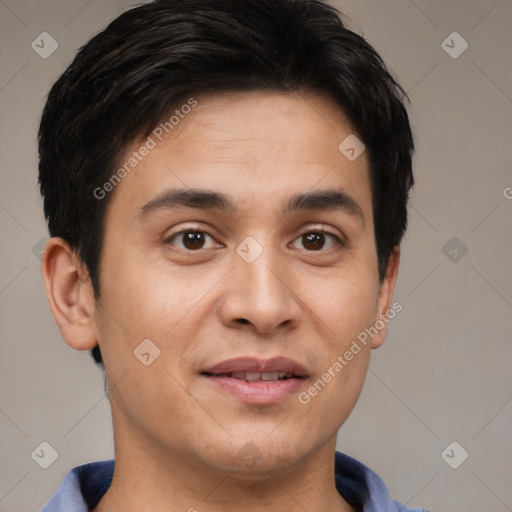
left=88, top=91, right=397, bottom=475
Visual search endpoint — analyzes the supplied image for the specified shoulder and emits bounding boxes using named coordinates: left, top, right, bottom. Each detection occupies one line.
left=40, top=459, right=114, bottom=512
left=334, top=451, right=430, bottom=512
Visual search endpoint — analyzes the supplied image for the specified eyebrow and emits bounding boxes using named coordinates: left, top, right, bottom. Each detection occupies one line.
left=138, top=188, right=235, bottom=219
left=138, top=187, right=365, bottom=224
left=285, top=189, right=364, bottom=224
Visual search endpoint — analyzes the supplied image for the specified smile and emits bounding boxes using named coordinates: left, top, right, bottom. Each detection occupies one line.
left=201, top=357, right=308, bottom=404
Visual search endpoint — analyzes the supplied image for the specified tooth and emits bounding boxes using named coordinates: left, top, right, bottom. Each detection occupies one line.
left=261, top=372, right=279, bottom=381
left=278, top=372, right=286, bottom=379
left=245, top=372, right=261, bottom=382
left=230, top=372, right=246, bottom=380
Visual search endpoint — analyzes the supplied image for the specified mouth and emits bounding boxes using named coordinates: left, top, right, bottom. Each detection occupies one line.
left=202, top=371, right=298, bottom=381
left=201, top=357, right=308, bottom=404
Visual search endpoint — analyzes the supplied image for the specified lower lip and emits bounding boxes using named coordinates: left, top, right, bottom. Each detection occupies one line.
left=204, top=375, right=305, bottom=404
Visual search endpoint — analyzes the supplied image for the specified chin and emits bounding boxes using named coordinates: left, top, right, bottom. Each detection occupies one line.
left=205, top=435, right=312, bottom=478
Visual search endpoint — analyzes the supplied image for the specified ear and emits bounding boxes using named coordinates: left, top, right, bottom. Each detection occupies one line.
left=41, top=237, right=98, bottom=351
left=370, top=246, right=400, bottom=349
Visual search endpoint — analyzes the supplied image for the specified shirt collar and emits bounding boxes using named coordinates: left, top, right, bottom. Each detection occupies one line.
left=41, top=452, right=426, bottom=512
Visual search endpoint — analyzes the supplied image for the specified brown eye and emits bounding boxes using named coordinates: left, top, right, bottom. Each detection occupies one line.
left=182, top=231, right=206, bottom=250
left=291, top=230, right=342, bottom=252
left=167, top=230, right=219, bottom=250
left=302, top=232, right=326, bottom=251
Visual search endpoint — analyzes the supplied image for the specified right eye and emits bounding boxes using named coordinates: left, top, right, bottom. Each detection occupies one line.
left=165, top=230, right=222, bottom=251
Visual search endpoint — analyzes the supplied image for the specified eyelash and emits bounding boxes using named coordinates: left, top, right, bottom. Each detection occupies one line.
left=165, top=227, right=345, bottom=252
left=292, top=230, right=345, bottom=252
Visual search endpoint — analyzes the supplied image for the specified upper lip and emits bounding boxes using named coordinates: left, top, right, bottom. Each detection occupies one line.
left=202, top=357, right=308, bottom=377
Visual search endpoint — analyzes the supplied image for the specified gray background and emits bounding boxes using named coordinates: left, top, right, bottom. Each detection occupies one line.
left=0, top=1, right=511, bottom=511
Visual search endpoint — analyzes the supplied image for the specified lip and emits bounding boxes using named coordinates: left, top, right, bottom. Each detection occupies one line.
left=203, top=356, right=308, bottom=376
left=201, top=357, right=309, bottom=404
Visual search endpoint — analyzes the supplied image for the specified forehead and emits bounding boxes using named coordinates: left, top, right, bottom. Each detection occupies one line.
left=106, top=90, right=372, bottom=223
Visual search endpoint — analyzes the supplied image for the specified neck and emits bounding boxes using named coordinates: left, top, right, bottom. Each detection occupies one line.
left=92, top=420, right=355, bottom=512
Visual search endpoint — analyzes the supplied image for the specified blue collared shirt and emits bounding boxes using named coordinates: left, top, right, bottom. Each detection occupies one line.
left=41, top=451, right=429, bottom=511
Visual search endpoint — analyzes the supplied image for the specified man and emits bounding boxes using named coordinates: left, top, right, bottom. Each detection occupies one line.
left=38, top=0, right=426, bottom=510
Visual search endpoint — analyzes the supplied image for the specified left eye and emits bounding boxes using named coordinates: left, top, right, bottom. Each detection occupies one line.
left=290, top=231, right=342, bottom=251
left=166, top=230, right=220, bottom=250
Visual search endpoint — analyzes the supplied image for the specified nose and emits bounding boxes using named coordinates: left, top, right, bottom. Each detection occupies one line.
left=218, top=240, right=302, bottom=335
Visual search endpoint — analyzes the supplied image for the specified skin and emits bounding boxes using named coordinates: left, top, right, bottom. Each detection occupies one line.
left=42, top=90, right=400, bottom=512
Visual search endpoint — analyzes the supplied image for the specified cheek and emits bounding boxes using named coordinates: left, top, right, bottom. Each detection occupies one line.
left=96, top=255, right=223, bottom=363
left=99, top=253, right=180, bottom=329
left=301, top=268, right=379, bottom=347
left=295, top=273, right=377, bottom=431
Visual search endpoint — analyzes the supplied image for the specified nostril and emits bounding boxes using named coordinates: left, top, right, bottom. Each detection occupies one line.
left=236, top=318, right=250, bottom=324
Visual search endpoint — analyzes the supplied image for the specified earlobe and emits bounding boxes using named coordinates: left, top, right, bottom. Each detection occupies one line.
left=371, top=246, right=400, bottom=349
left=41, top=237, right=98, bottom=351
